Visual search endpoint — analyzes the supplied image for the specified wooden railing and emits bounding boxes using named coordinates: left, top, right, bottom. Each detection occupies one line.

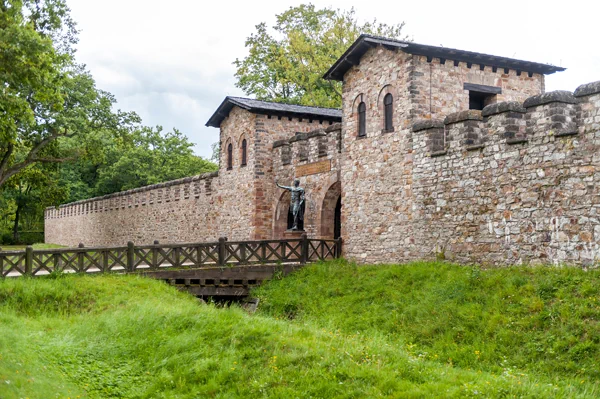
left=0, top=235, right=342, bottom=278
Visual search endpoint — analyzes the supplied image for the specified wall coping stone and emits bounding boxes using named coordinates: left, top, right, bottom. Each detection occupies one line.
left=554, top=130, right=579, bottom=138
left=466, top=144, right=485, bottom=151
left=444, top=110, right=483, bottom=125
left=290, top=130, right=326, bottom=143
left=272, top=123, right=342, bottom=148
left=412, top=119, right=444, bottom=132
left=45, top=171, right=219, bottom=210
left=323, top=123, right=342, bottom=133
left=272, top=140, right=290, bottom=148
left=506, top=137, right=528, bottom=145
left=523, top=90, right=576, bottom=108
left=430, top=150, right=447, bottom=157
left=482, top=101, right=526, bottom=117
left=574, top=80, right=600, bottom=98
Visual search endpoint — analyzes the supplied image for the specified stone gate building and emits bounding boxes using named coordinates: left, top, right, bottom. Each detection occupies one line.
left=45, top=35, right=600, bottom=266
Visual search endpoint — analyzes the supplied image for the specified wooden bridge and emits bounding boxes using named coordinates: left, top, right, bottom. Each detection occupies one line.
left=0, top=235, right=342, bottom=297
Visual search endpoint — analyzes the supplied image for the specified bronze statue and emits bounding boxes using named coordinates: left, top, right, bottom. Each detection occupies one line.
left=276, top=179, right=305, bottom=231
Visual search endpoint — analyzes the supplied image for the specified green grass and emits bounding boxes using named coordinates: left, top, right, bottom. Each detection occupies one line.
left=0, top=261, right=598, bottom=398
left=0, top=243, right=64, bottom=251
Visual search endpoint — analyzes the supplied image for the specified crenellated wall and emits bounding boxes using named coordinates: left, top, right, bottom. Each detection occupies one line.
left=409, top=82, right=600, bottom=265
left=44, top=104, right=341, bottom=247
left=271, top=124, right=342, bottom=239
left=45, top=78, right=600, bottom=266
left=44, top=172, right=222, bottom=246
left=339, top=44, right=548, bottom=263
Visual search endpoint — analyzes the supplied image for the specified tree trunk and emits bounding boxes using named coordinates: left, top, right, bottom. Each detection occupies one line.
left=12, top=202, right=21, bottom=243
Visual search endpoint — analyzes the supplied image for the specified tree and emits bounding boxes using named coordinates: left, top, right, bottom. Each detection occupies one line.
left=93, top=126, right=217, bottom=196
left=210, top=141, right=220, bottom=164
left=234, top=4, right=407, bottom=108
left=0, top=0, right=217, bottom=244
left=1, top=161, right=67, bottom=242
left=0, top=0, right=137, bottom=188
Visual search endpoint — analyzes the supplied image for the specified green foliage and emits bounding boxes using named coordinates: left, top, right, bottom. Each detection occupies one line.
left=0, top=264, right=598, bottom=397
left=54, top=125, right=216, bottom=204
left=0, top=0, right=138, bottom=187
left=0, top=242, right=62, bottom=250
left=0, top=161, right=67, bottom=243
left=234, top=4, right=407, bottom=108
left=256, top=260, right=600, bottom=381
left=0, top=1, right=217, bottom=241
left=92, top=126, right=216, bottom=196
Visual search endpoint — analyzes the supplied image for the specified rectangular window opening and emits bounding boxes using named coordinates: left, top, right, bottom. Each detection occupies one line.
left=469, top=91, right=496, bottom=111
left=464, top=83, right=501, bottom=111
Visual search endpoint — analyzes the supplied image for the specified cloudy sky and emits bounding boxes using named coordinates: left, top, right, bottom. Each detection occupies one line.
left=67, top=0, right=598, bottom=159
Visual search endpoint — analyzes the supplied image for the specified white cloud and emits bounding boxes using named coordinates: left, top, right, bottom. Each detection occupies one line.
left=67, top=0, right=599, bottom=159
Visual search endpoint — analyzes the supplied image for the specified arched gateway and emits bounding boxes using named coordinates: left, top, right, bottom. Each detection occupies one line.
left=320, top=181, right=341, bottom=239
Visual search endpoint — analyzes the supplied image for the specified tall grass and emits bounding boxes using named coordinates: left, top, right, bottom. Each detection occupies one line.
left=256, top=260, right=600, bottom=381
left=0, top=261, right=598, bottom=398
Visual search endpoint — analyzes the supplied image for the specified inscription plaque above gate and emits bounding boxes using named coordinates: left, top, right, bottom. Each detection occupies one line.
left=295, top=160, right=331, bottom=177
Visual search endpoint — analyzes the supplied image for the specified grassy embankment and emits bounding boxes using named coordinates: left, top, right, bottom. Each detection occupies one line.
left=0, top=260, right=598, bottom=398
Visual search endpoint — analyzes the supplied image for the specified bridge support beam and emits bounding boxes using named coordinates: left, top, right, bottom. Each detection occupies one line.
left=141, top=264, right=305, bottom=298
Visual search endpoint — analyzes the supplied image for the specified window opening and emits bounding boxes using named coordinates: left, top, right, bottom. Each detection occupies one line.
left=358, top=102, right=366, bottom=137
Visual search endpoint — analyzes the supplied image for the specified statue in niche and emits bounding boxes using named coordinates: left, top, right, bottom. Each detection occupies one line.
left=275, top=179, right=305, bottom=231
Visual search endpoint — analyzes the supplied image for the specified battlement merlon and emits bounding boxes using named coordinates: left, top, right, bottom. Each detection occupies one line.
left=272, top=124, right=342, bottom=168
left=45, top=171, right=219, bottom=218
left=412, top=80, right=600, bottom=156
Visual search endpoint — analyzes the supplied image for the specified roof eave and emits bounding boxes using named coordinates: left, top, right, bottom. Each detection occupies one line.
left=206, top=97, right=342, bottom=128
left=246, top=109, right=342, bottom=122
left=323, top=34, right=368, bottom=81
left=324, top=34, right=566, bottom=81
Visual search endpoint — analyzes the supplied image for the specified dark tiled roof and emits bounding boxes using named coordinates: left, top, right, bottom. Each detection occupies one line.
left=206, top=97, right=342, bottom=128
left=324, top=34, right=566, bottom=81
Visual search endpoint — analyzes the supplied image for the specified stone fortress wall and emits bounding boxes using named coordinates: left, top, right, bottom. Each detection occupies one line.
left=409, top=83, right=600, bottom=265
left=271, top=124, right=342, bottom=239
left=45, top=107, right=340, bottom=247
left=44, top=82, right=600, bottom=265
left=45, top=36, right=600, bottom=266
left=339, top=45, right=546, bottom=263
left=44, top=172, right=221, bottom=247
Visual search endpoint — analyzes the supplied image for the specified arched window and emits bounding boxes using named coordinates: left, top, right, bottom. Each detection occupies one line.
left=241, top=139, right=247, bottom=167
left=384, top=93, right=393, bottom=132
left=227, top=143, right=233, bottom=170
left=358, top=101, right=366, bottom=137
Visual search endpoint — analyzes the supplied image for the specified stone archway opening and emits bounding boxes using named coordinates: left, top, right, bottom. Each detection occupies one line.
left=274, top=191, right=291, bottom=239
left=320, top=181, right=341, bottom=239
left=334, top=196, right=341, bottom=239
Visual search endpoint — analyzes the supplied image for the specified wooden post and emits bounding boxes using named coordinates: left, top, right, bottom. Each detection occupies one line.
left=77, top=243, right=85, bottom=272
left=127, top=241, right=135, bottom=272
left=195, top=244, right=202, bottom=267
left=174, top=246, right=180, bottom=268
left=218, top=237, right=227, bottom=266
left=152, top=240, right=159, bottom=269
left=53, top=252, right=60, bottom=273
left=102, top=250, right=109, bottom=273
left=240, top=243, right=247, bottom=265
left=336, top=237, right=343, bottom=258
left=25, top=245, right=33, bottom=276
left=300, top=233, right=308, bottom=264
left=0, top=251, right=4, bottom=277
